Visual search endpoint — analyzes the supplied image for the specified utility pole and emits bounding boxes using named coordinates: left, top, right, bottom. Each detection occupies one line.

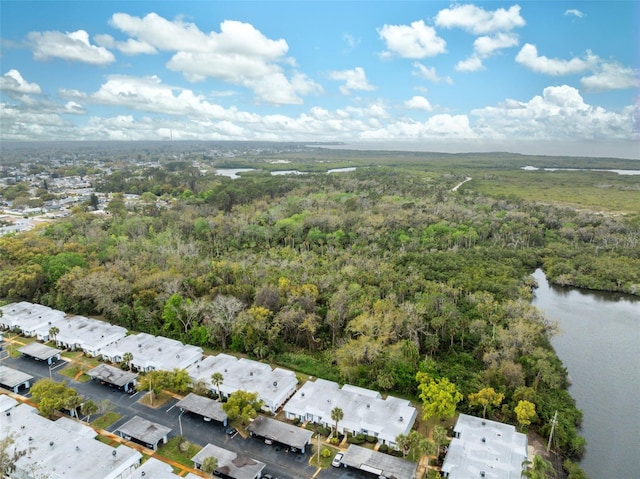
left=317, top=431, right=320, bottom=464
left=179, top=409, right=184, bottom=436
left=547, top=410, right=558, bottom=453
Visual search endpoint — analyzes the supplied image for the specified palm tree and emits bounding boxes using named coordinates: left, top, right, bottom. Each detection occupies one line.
left=395, top=433, right=410, bottom=457
left=211, top=372, right=224, bottom=401
left=331, top=406, right=344, bottom=438
left=122, top=352, right=133, bottom=371
left=81, top=399, right=98, bottom=423
left=521, top=455, right=554, bottom=479
left=201, top=456, right=219, bottom=478
left=432, top=425, right=448, bottom=459
left=48, top=326, right=60, bottom=343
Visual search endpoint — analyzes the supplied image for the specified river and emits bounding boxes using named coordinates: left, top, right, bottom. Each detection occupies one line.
left=531, top=269, right=640, bottom=478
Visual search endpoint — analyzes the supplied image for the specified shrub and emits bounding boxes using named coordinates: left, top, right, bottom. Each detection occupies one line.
left=179, top=440, right=191, bottom=453
left=347, top=434, right=366, bottom=445
left=321, top=448, right=333, bottom=458
left=365, top=435, right=377, bottom=443
left=378, top=444, right=389, bottom=453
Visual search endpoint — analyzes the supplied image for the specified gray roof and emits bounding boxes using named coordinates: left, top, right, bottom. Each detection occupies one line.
left=18, top=341, right=62, bottom=360
left=0, top=365, right=33, bottom=388
left=87, top=363, right=137, bottom=387
left=116, top=415, right=172, bottom=446
left=441, top=414, right=528, bottom=479
left=192, top=443, right=265, bottom=479
left=341, top=444, right=418, bottom=479
left=176, top=392, right=227, bottom=422
left=246, top=415, right=313, bottom=449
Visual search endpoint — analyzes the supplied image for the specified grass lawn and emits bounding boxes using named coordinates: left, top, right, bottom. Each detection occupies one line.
left=156, top=436, right=202, bottom=468
left=138, top=390, right=173, bottom=408
left=59, top=363, right=91, bottom=382
left=92, top=412, right=121, bottom=430
left=310, top=441, right=341, bottom=468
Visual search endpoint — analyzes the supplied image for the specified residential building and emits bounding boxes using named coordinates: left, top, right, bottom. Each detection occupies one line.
left=441, top=413, right=528, bottom=479
left=192, top=443, right=265, bottom=479
left=54, top=315, right=127, bottom=357
left=186, top=354, right=297, bottom=413
left=0, top=301, right=66, bottom=337
left=283, top=378, right=417, bottom=449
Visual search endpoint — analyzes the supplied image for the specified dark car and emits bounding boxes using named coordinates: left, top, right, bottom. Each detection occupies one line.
left=225, top=427, right=237, bottom=436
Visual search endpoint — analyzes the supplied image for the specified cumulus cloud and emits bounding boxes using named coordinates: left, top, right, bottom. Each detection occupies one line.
left=435, top=4, right=525, bottom=34
left=474, top=33, right=519, bottom=57
left=405, top=95, right=433, bottom=111
left=412, top=62, right=452, bottom=84
left=564, top=9, right=585, bottom=18
left=378, top=20, right=446, bottom=59
left=329, top=67, right=375, bottom=95
left=456, top=56, right=484, bottom=72
left=515, top=44, right=594, bottom=75
left=472, top=85, right=636, bottom=140
left=108, top=13, right=316, bottom=104
left=27, top=29, right=115, bottom=65
left=581, top=62, right=640, bottom=91
left=0, top=69, right=42, bottom=94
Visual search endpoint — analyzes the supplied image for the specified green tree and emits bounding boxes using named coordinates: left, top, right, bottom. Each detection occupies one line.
left=211, top=372, right=224, bottom=401
left=81, top=399, right=98, bottom=422
left=468, top=387, right=505, bottom=418
left=48, top=326, right=59, bottom=343
left=432, top=425, right=448, bottom=459
left=122, top=352, right=133, bottom=371
left=201, top=455, right=219, bottom=477
left=331, top=406, right=344, bottom=437
left=521, top=455, right=554, bottom=479
left=222, top=390, right=263, bottom=424
left=30, top=379, right=82, bottom=418
left=416, top=372, right=463, bottom=421
left=515, top=400, right=537, bottom=431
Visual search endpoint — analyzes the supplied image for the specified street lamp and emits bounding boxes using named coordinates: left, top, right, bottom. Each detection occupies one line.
left=178, top=409, right=184, bottom=436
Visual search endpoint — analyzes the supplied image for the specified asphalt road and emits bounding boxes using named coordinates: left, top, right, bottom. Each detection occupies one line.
left=1, top=353, right=375, bottom=479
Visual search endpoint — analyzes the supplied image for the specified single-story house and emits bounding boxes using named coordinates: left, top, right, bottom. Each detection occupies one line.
left=100, top=333, right=203, bottom=372
left=441, top=414, right=528, bottom=479
left=283, top=378, right=417, bottom=449
left=186, top=353, right=297, bottom=413
left=0, top=301, right=66, bottom=337
left=54, top=315, right=127, bottom=357
left=192, top=443, right=266, bottom=479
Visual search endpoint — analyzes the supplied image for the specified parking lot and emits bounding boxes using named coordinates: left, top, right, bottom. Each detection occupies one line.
left=1, top=352, right=375, bottom=479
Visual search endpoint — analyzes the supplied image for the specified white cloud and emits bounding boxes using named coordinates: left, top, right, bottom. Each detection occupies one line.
left=474, top=33, right=519, bottom=57
left=456, top=56, right=484, bottom=72
left=109, top=13, right=313, bottom=105
left=0, top=69, right=41, bottom=94
left=405, top=95, right=433, bottom=111
left=564, top=9, right=585, bottom=19
left=515, top=44, right=592, bottom=75
left=27, top=29, right=115, bottom=65
left=117, top=39, right=158, bottom=55
left=378, top=20, right=446, bottom=59
left=412, top=62, right=453, bottom=84
left=342, top=33, right=360, bottom=49
left=329, top=67, right=375, bottom=95
left=435, top=4, right=525, bottom=34
left=472, top=85, right=636, bottom=140
left=581, top=62, right=640, bottom=91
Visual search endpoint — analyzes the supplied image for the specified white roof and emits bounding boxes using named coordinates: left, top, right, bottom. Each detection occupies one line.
left=192, top=443, right=265, bottom=479
left=101, top=333, right=203, bottom=371
left=186, top=354, right=297, bottom=410
left=3, top=402, right=142, bottom=479
left=0, top=301, right=66, bottom=333
left=55, top=315, right=127, bottom=353
left=442, top=414, right=528, bottom=479
left=284, top=378, right=417, bottom=443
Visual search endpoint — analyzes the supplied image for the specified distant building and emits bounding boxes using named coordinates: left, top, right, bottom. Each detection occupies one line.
left=0, top=301, right=66, bottom=337
left=341, top=444, right=418, bottom=479
left=192, top=443, right=265, bottom=479
left=441, top=413, right=528, bottom=479
left=54, top=315, right=127, bottom=357
left=283, top=378, right=417, bottom=449
left=186, top=353, right=297, bottom=413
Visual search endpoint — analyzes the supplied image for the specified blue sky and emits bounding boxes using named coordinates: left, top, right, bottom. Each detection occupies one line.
left=1, top=1, right=638, bottom=157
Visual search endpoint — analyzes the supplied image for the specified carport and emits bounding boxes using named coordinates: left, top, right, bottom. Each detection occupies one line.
left=246, top=415, right=313, bottom=453
left=87, top=363, right=137, bottom=393
left=176, top=392, right=228, bottom=426
left=116, top=415, right=171, bottom=451
left=192, top=443, right=265, bottom=479
left=0, top=365, right=34, bottom=393
left=17, top=342, right=62, bottom=365
left=341, top=444, right=418, bottom=479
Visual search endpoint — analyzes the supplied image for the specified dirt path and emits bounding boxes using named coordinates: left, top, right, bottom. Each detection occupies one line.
left=451, top=177, right=472, bottom=191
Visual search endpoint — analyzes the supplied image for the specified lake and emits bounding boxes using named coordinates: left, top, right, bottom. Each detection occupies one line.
left=531, top=269, right=640, bottom=478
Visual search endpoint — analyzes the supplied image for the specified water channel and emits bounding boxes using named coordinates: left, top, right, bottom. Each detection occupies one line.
left=531, top=269, right=640, bottom=478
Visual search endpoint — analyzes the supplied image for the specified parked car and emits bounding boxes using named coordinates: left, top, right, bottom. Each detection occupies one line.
left=264, top=438, right=273, bottom=445
left=331, top=452, right=344, bottom=467
left=225, top=427, right=237, bottom=436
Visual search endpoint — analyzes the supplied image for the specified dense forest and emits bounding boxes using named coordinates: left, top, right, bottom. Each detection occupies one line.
left=2, top=151, right=639, bottom=474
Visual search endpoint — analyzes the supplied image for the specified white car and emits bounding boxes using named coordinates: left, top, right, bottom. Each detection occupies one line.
left=331, top=452, right=344, bottom=467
